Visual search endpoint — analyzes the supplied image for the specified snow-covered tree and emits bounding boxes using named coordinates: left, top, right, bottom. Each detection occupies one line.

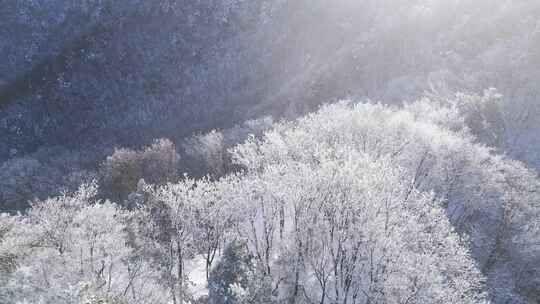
left=0, top=183, right=167, bottom=304
left=227, top=151, right=488, bottom=303
left=100, top=139, right=179, bottom=203
left=232, top=101, right=540, bottom=303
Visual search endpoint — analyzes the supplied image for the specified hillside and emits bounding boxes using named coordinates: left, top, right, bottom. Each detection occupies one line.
left=1, top=1, right=540, bottom=166
left=0, top=2, right=540, bottom=303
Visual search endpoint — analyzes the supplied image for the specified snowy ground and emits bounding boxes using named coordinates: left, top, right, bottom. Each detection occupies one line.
left=185, top=254, right=220, bottom=301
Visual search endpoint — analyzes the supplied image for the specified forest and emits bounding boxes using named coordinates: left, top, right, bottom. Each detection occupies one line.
left=0, top=1, right=539, bottom=303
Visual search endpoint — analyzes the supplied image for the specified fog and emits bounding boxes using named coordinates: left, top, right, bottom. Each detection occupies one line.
left=0, top=1, right=539, bottom=303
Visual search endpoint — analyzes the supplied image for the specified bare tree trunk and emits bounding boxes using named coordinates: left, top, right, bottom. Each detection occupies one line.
left=177, top=240, right=184, bottom=304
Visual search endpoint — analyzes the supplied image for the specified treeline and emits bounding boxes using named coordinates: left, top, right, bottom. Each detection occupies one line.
left=0, top=116, right=273, bottom=211
left=1, top=99, right=539, bottom=304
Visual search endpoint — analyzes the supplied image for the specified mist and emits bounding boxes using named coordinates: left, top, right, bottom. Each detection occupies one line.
left=1, top=1, right=539, bottom=303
